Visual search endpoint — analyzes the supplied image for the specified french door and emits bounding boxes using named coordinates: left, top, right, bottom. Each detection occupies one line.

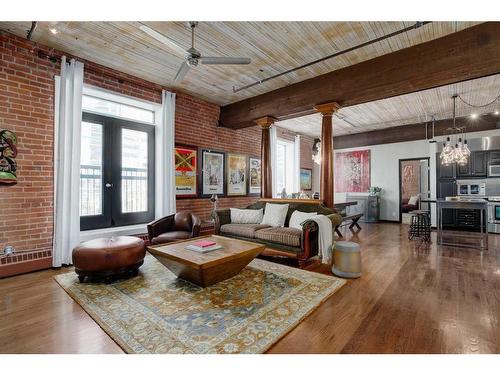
left=80, top=112, right=155, bottom=230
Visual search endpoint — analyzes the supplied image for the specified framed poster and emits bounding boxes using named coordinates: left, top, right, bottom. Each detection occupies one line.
left=199, top=149, right=225, bottom=197
left=334, top=150, right=371, bottom=193
left=174, top=145, right=197, bottom=198
left=227, top=153, right=247, bottom=196
left=248, top=157, right=261, bottom=196
left=300, top=168, right=312, bottom=190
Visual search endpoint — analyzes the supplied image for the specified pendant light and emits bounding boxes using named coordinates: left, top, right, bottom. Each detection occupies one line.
left=440, top=95, right=469, bottom=166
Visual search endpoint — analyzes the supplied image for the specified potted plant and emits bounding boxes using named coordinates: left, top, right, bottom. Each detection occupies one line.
left=368, top=186, right=382, bottom=196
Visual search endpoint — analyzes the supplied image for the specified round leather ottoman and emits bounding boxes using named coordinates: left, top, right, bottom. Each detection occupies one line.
left=72, top=236, right=146, bottom=283
left=332, top=241, right=361, bottom=279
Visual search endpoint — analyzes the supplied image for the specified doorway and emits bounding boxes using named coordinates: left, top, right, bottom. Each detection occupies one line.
left=399, top=157, right=430, bottom=223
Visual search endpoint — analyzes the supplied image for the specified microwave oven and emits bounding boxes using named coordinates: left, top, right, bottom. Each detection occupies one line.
left=489, top=164, right=500, bottom=177
left=456, top=180, right=486, bottom=196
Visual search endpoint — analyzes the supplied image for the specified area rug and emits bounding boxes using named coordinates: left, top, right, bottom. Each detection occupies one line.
left=55, top=255, right=345, bottom=354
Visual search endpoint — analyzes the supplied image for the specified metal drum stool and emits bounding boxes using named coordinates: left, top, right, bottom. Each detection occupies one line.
left=332, top=241, right=361, bottom=278
left=408, top=210, right=431, bottom=241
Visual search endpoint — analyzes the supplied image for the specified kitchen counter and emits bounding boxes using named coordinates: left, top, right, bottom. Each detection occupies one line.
left=436, top=199, right=488, bottom=249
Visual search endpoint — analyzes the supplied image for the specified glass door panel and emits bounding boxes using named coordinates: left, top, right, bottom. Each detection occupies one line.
left=121, top=128, right=148, bottom=213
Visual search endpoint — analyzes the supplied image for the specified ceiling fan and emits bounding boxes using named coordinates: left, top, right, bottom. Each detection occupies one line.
left=139, top=22, right=251, bottom=83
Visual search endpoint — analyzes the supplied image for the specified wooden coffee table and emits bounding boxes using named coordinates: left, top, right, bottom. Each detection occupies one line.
left=147, top=235, right=265, bottom=287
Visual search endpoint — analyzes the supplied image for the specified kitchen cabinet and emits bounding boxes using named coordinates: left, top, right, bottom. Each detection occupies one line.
left=437, top=180, right=457, bottom=227
left=456, top=151, right=487, bottom=178
left=489, top=151, right=500, bottom=163
left=436, top=154, right=455, bottom=179
left=472, top=151, right=487, bottom=176
left=437, top=180, right=456, bottom=198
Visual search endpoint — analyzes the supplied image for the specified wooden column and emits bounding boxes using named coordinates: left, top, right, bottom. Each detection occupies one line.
left=314, top=102, right=341, bottom=208
left=255, top=116, right=276, bottom=198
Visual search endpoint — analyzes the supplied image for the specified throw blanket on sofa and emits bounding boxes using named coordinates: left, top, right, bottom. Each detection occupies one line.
left=306, top=214, right=333, bottom=264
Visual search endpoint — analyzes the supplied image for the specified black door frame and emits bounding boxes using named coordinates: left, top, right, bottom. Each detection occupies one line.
left=398, top=157, right=431, bottom=223
left=80, top=112, right=155, bottom=231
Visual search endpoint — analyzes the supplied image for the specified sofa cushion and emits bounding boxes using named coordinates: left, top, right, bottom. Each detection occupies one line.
left=408, top=195, right=420, bottom=205
left=289, top=210, right=317, bottom=229
left=230, top=208, right=264, bottom=224
left=220, top=224, right=270, bottom=238
left=261, top=203, right=289, bottom=227
left=151, top=231, right=191, bottom=245
left=254, top=227, right=302, bottom=248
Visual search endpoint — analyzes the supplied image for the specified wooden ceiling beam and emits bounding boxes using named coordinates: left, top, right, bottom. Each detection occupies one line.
left=332, top=114, right=500, bottom=149
left=220, top=22, right=500, bottom=129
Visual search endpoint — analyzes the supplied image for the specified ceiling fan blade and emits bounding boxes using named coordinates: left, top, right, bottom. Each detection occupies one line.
left=174, top=62, right=190, bottom=82
left=139, top=24, right=187, bottom=58
left=201, top=56, right=251, bottom=65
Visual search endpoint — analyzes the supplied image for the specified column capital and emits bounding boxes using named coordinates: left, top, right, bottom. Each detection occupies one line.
left=314, top=102, right=341, bottom=116
left=254, top=116, right=277, bottom=129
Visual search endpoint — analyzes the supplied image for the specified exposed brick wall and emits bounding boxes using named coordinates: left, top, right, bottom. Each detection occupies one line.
left=0, top=30, right=262, bottom=277
left=0, top=32, right=58, bottom=277
left=0, top=30, right=309, bottom=277
left=175, top=92, right=262, bottom=219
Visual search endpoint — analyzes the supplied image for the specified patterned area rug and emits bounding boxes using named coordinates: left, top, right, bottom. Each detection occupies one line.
left=55, top=255, right=345, bottom=353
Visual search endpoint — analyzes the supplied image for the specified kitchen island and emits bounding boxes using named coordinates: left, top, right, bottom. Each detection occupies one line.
left=436, top=199, right=488, bottom=250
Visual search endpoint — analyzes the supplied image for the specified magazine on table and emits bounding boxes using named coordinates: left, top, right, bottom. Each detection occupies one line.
left=186, top=240, right=222, bottom=253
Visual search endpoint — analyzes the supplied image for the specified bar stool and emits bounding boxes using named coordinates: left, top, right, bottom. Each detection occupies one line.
left=408, top=210, right=431, bottom=242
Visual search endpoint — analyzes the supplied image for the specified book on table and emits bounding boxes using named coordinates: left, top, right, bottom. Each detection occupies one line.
left=186, top=240, right=222, bottom=253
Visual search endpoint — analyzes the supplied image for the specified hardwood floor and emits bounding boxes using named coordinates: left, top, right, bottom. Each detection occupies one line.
left=1, top=222, right=499, bottom=353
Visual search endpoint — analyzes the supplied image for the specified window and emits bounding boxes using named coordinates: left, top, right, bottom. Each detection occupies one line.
left=275, top=139, right=296, bottom=196
left=80, top=112, right=155, bottom=230
left=82, top=95, right=155, bottom=124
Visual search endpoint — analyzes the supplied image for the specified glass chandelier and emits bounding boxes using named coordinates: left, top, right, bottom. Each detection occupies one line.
left=440, top=95, right=470, bottom=166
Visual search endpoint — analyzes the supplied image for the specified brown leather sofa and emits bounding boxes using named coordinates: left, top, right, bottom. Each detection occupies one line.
left=147, top=212, right=201, bottom=245
left=213, top=199, right=342, bottom=267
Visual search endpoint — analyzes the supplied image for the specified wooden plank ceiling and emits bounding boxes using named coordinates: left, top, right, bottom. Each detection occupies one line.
left=0, top=21, right=480, bottom=105
left=276, top=74, right=500, bottom=137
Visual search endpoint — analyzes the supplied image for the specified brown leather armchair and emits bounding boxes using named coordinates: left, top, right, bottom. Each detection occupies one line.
left=147, top=212, right=201, bottom=245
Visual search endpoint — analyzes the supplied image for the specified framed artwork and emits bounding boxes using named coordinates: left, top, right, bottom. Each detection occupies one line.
left=0, top=129, right=18, bottom=185
left=248, top=157, right=261, bottom=196
left=334, top=150, right=371, bottom=193
left=174, top=145, right=197, bottom=198
left=227, top=153, right=247, bottom=196
left=300, top=168, right=312, bottom=190
left=199, top=149, right=225, bottom=197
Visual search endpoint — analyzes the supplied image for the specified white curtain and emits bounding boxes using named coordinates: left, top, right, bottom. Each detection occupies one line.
left=269, top=125, right=278, bottom=197
left=156, top=90, right=176, bottom=218
left=293, top=134, right=301, bottom=193
left=53, top=57, right=84, bottom=267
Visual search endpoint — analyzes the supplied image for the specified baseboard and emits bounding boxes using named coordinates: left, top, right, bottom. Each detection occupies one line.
left=0, top=256, right=52, bottom=278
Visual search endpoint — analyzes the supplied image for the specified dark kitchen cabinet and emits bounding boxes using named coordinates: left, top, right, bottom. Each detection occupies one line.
left=489, top=151, right=500, bottom=163
left=471, top=151, right=487, bottom=176
left=456, top=160, right=470, bottom=177
left=456, top=151, right=487, bottom=178
left=437, top=180, right=457, bottom=227
left=436, top=154, right=455, bottom=179
left=437, top=180, right=456, bottom=199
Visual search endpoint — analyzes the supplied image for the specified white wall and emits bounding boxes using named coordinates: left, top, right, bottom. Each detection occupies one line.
left=334, top=128, right=500, bottom=224
left=312, top=162, right=320, bottom=193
